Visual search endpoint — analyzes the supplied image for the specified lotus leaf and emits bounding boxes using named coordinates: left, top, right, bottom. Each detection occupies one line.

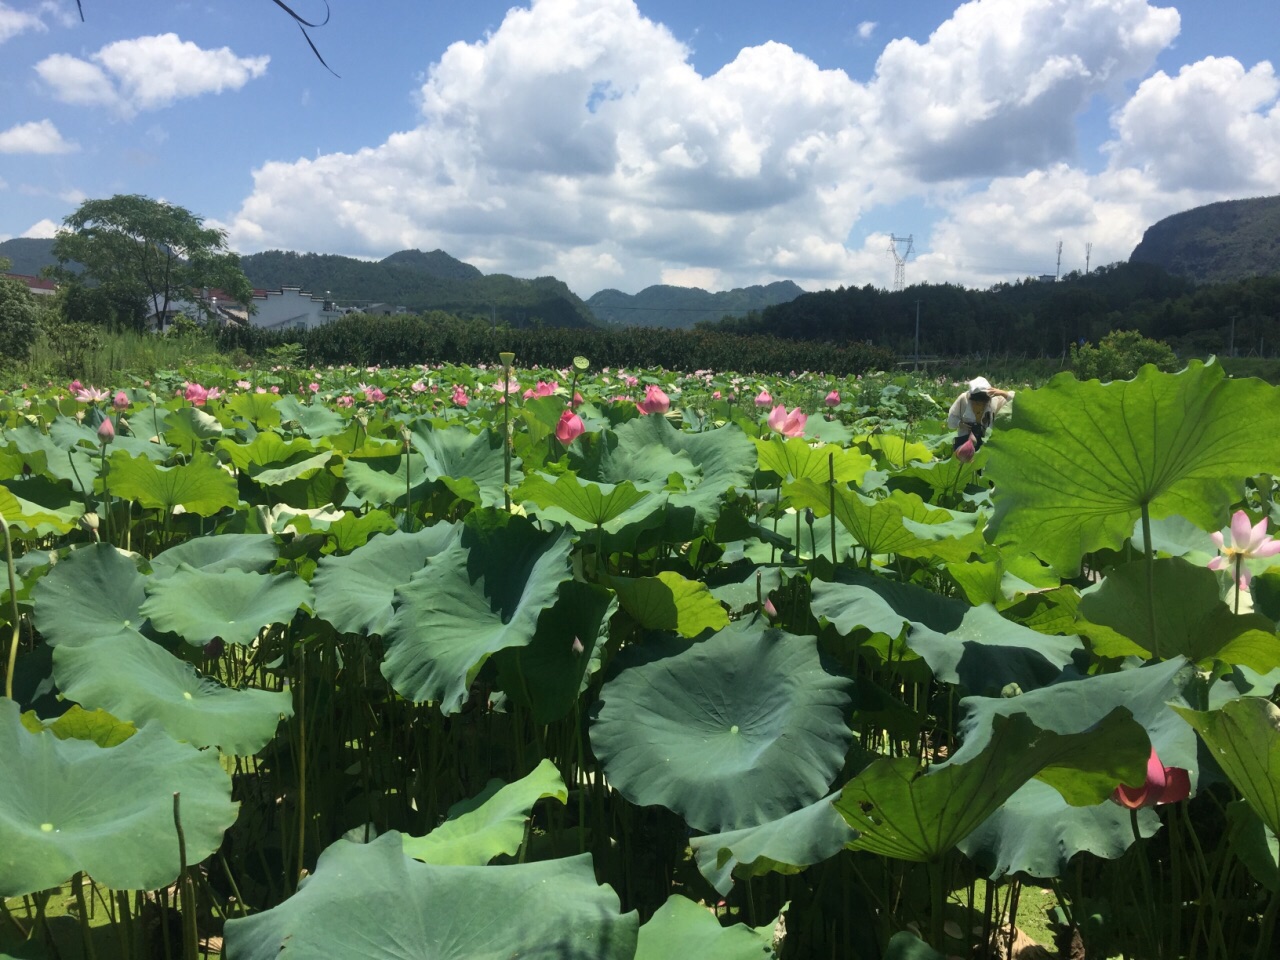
left=227, top=392, right=284, bottom=430
left=811, top=577, right=1079, bottom=693
left=32, top=543, right=148, bottom=647
left=341, top=452, right=433, bottom=508
left=590, top=621, right=851, bottom=832
left=108, top=451, right=239, bottom=516
left=222, top=834, right=637, bottom=960
left=163, top=406, right=224, bottom=452
left=516, top=471, right=666, bottom=535
left=754, top=436, right=873, bottom=486
left=4, top=424, right=100, bottom=494
left=148, top=533, right=279, bottom=579
left=609, top=571, right=730, bottom=638
left=0, top=699, right=237, bottom=896
left=401, top=759, right=566, bottom=865
left=217, top=432, right=316, bottom=472
left=1077, top=557, right=1280, bottom=668
left=313, top=524, right=462, bottom=636
left=141, top=567, right=313, bottom=646
left=20, top=704, right=135, bottom=747
left=0, top=481, right=83, bottom=535
left=53, top=632, right=292, bottom=754
left=1226, top=799, right=1280, bottom=892
left=1174, top=697, right=1280, bottom=837
left=49, top=416, right=170, bottom=461
left=635, top=895, right=774, bottom=960
left=276, top=396, right=346, bottom=436
left=408, top=424, right=521, bottom=509
left=494, top=578, right=615, bottom=724
left=836, top=709, right=1149, bottom=862
left=985, top=361, right=1280, bottom=576
left=690, top=792, right=856, bottom=895
left=381, top=520, right=574, bottom=713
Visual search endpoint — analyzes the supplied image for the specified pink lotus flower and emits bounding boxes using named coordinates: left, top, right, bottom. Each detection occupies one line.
left=1111, top=747, right=1190, bottom=809
left=636, top=384, right=670, bottom=415
left=762, top=597, right=778, bottom=620
left=364, top=387, right=386, bottom=403
left=411, top=380, right=427, bottom=393
left=1209, top=510, right=1280, bottom=589
left=97, top=417, right=114, bottom=444
left=270, top=385, right=280, bottom=394
left=572, top=391, right=584, bottom=408
left=955, top=437, right=976, bottom=463
left=767, top=404, right=807, bottom=438
left=236, top=379, right=251, bottom=390
left=452, top=385, right=469, bottom=407
left=206, top=387, right=223, bottom=402
left=184, top=383, right=208, bottom=406
left=555, top=409, right=585, bottom=443
left=309, top=382, right=320, bottom=393
left=74, top=385, right=110, bottom=404
left=754, top=389, right=773, bottom=407
left=113, top=391, right=130, bottom=411
left=68, top=380, right=83, bottom=394
left=712, top=390, right=721, bottom=399
left=336, top=395, right=354, bottom=408
left=825, top=390, right=840, bottom=407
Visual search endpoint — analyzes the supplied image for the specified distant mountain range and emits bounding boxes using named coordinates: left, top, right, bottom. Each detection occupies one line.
left=586, top=280, right=806, bottom=329
left=1129, top=195, right=1280, bottom=284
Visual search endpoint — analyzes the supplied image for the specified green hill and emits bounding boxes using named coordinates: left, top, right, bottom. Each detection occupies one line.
left=240, top=249, right=602, bottom=329
left=586, top=280, right=805, bottom=328
left=0, top=237, right=65, bottom=277
left=1129, top=195, right=1280, bottom=284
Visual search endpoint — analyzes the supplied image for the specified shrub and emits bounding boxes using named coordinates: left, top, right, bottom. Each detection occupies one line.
left=0, top=275, right=41, bottom=366
left=1071, top=329, right=1178, bottom=381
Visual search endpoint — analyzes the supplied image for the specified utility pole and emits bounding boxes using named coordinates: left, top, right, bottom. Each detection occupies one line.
left=1055, top=240, right=1063, bottom=281
left=1229, top=316, right=1237, bottom=357
left=1085, top=242, right=1092, bottom=275
left=914, top=300, right=922, bottom=371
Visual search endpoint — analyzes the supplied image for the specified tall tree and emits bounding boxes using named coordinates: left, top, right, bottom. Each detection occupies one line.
left=51, top=195, right=254, bottom=330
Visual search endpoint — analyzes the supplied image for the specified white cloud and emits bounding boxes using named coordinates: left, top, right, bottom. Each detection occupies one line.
left=22, top=218, right=60, bottom=239
left=856, top=21, right=876, bottom=40
left=0, top=119, right=78, bottom=154
left=224, top=0, right=1278, bottom=296
left=35, top=33, right=269, bottom=117
left=1105, top=57, right=1280, bottom=193
left=660, top=266, right=719, bottom=289
left=0, top=2, right=44, bottom=44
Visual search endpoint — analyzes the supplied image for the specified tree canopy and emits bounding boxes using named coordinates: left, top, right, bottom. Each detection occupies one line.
left=52, top=195, right=254, bottom=330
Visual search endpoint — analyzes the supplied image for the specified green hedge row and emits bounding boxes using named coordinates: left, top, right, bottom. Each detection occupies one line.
left=216, top=312, right=897, bottom=376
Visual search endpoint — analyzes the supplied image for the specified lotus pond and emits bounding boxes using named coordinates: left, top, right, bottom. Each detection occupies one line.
left=2, top=358, right=1280, bottom=960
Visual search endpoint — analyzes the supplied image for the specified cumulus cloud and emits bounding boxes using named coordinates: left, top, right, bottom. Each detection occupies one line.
left=224, top=0, right=1276, bottom=295
left=856, top=22, right=876, bottom=40
left=0, top=119, right=77, bottom=154
left=35, top=34, right=269, bottom=117
left=22, top=218, right=60, bottom=239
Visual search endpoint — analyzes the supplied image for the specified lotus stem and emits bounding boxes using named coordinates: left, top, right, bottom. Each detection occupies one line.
left=829, top=452, right=836, bottom=563
left=503, top=356, right=513, bottom=512
left=1140, top=502, right=1160, bottom=659
left=1, top=508, right=18, bottom=701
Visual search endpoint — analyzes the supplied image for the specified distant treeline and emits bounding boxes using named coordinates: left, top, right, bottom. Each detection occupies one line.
left=215, top=311, right=897, bottom=376
left=707, top=262, right=1280, bottom=358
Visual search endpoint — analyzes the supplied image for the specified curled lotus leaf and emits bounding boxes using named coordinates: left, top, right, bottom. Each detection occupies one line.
left=223, top=834, right=638, bottom=960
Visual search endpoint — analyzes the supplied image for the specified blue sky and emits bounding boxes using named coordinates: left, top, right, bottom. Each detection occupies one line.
left=2, top=0, right=1279, bottom=297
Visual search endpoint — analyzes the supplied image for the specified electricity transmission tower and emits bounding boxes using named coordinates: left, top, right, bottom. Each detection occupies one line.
left=1085, top=242, right=1093, bottom=274
left=888, top=234, right=913, bottom=292
left=1055, top=240, right=1063, bottom=280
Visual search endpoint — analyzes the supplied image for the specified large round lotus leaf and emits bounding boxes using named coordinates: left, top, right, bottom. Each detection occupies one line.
left=275, top=396, right=346, bottom=437
left=811, top=576, right=1079, bottom=694
left=494, top=579, right=616, bottom=724
left=1226, top=799, right=1280, bottom=893
left=635, top=895, right=773, bottom=960
left=50, top=416, right=171, bottom=461
left=223, top=834, right=637, bottom=960
left=837, top=709, right=1149, bottom=863
left=216, top=432, right=316, bottom=472
left=690, top=793, right=856, bottom=896
left=610, top=571, right=730, bottom=638
left=312, top=523, right=462, bottom=636
left=590, top=621, right=851, bottom=832
left=985, top=361, right=1280, bottom=576
left=107, top=450, right=239, bottom=516
left=141, top=567, right=313, bottom=646
left=0, top=480, right=83, bottom=535
left=1174, top=697, right=1280, bottom=838
left=0, top=699, right=237, bottom=896
left=410, top=424, right=519, bottom=509
left=53, top=632, right=293, bottom=755
left=7, top=422, right=100, bottom=493
left=381, top=519, right=574, bottom=714
left=578, top=415, right=756, bottom=530
left=148, top=533, right=279, bottom=580
left=516, top=471, right=666, bottom=535
left=32, top=543, right=148, bottom=647
left=1078, top=557, right=1280, bottom=668
left=755, top=436, right=873, bottom=485
left=402, top=759, right=566, bottom=865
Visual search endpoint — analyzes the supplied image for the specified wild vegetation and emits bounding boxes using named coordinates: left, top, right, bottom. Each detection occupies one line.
left=1, top=352, right=1279, bottom=960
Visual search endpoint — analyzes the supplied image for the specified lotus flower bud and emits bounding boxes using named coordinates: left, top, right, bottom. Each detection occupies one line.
left=97, top=418, right=115, bottom=444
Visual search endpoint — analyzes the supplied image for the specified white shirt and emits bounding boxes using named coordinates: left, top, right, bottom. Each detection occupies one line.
left=946, top=391, right=1012, bottom=437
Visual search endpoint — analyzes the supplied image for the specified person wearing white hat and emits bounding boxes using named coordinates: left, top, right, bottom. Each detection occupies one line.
left=946, top=377, right=1014, bottom=460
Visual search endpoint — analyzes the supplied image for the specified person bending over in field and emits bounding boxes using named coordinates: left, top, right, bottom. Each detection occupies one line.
left=947, top=377, right=1014, bottom=461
